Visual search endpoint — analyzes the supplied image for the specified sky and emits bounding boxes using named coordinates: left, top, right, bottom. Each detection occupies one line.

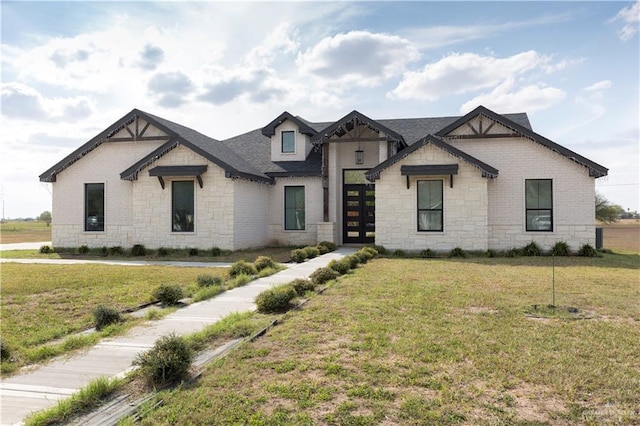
left=1, top=1, right=638, bottom=219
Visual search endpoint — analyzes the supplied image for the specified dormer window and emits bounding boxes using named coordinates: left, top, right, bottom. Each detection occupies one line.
left=281, top=131, right=295, bottom=153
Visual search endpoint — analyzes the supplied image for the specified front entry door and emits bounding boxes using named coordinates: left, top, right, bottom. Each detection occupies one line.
left=343, top=184, right=375, bottom=244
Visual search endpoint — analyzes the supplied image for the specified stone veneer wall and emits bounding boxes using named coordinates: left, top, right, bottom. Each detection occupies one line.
left=374, top=143, right=489, bottom=251
left=447, top=136, right=596, bottom=251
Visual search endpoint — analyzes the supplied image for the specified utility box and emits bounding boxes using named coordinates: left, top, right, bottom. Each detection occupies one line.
left=595, top=227, right=603, bottom=249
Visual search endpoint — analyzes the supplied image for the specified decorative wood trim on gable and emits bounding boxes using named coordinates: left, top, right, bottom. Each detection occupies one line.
left=149, top=165, right=208, bottom=189
left=311, top=110, right=406, bottom=148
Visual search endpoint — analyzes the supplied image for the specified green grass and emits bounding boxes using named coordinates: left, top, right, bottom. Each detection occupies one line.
left=0, top=220, right=51, bottom=244
left=129, top=254, right=639, bottom=425
left=0, top=264, right=226, bottom=372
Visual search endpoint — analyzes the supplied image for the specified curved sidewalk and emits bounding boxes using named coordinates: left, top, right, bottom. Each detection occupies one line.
left=0, top=248, right=355, bottom=426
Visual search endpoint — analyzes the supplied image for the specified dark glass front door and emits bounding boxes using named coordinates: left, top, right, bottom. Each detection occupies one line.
left=343, top=184, right=375, bottom=244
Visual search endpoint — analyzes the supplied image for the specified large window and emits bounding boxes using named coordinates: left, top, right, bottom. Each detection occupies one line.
left=85, top=183, right=104, bottom=232
left=172, top=181, right=194, bottom=232
left=526, top=179, right=553, bottom=231
left=284, top=186, right=305, bottom=230
left=281, top=131, right=295, bottom=153
left=417, top=180, right=443, bottom=232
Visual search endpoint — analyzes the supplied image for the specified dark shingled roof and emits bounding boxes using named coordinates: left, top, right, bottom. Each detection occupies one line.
left=41, top=105, right=606, bottom=185
left=366, top=135, right=499, bottom=181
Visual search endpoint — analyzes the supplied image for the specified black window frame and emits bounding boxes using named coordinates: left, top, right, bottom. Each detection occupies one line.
left=172, top=180, right=195, bottom=233
left=281, top=130, right=295, bottom=153
left=525, top=179, right=553, bottom=232
left=417, top=180, right=443, bottom=232
left=84, top=183, right=105, bottom=232
left=284, top=185, right=305, bottom=231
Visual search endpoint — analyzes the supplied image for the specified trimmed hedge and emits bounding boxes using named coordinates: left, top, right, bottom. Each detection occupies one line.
left=291, top=249, right=307, bottom=263
left=310, top=267, right=340, bottom=285
left=328, top=259, right=350, bottom=275
left=229, top=260, right=257, bottom=278
left=290, top=278, right=316, bottom=296
left=255, top=285, right=297, bottom=313
left=254, top=256, right=276, bottom=272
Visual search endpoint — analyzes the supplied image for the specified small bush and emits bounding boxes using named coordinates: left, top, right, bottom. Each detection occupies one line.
left=418, top=249, right=435, bottom=258
left=316, top=244, right=330, bottom=255
left=448, top=247, right=466, bottom=258
left=328, top=259, right=350, bottom=275
left=39, top=245, right=52, bottom=254
left=345, top=254, right=360, bottom=269
left=157, top=247, right=169, bottom=257
left=486, top=249, right=497, bottom=258
left=99, top=246, right=108, bottom=256
left=210, top=246, right=222, bottom=256
left=153, top=284, right=184, bottom=306
left=391, top=249, right=406, bottom=258
left=578, top=244, right=599, bottom=257
left=78, top=245, right=90, bottom=254
left=318, top=241, right=337, bottom=252
left=506, top=248, right=521, bottom=258
left=109, top=246, right=124, bottom=256
left=188, top=247, right=199, bottom=256
left=255, top=285, right=297, bottom=313
left=1, top=339, right=11, bottom=361
left=522, top=241, right=542, bottom=256
left=291, top=248, right=307, bottom=263
left=131, top=244, right=146, bottom=256
left=290, top=278, right=316, bottom=296
left=310, top=267, right=340, bottom=285
left=229, top=260, right=257, bottom=278
left=552, top=241, right=570, bottom=256
left=254, top=256, right=276, bottom=272
left=197, top=274, right=222, bottom=288
left=133, top=333, right=193, bottom=386
left=372, top=245, right=387, bottom=255
left=354, top=251, right=369, bottom=264
left=304, top=246, right=320, bottom=259
left=93, top=305, right=122, bottom=330
left=361, top=246, right=379, bottom=258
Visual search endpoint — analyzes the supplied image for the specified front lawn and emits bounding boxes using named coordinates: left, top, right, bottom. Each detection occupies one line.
left=129, top=254, right=639, bottom=425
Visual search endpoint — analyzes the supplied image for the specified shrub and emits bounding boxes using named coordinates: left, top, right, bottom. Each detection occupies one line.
left=291, top=248, right=307, bottom=263
left=316, top=244, right=330, bottom=255
left=354, top=251, right=369, bottom=264
left=255, top=285, right=297, bottom=313
left=372, top=245, right=387, bottom=255
left=131, top=244, right=146, bottom=256
left=318, top=241, right=337, bottom=252
left=254, top=256, right=276, bottom=272
left=522, top=241, right=542, bottom=256
left=157, top=247, right=169, bottom=257
left=229, top=260, right=257, bottom=278
left=506, top=248, right=521, bottom=258
left=153, top=284, right=184, bottom=306
left=188, top=247, right=199, bottom=256
left=304, top=246, right=320, bottom=259
left=290, top=278, right=316, bottom=296
left=210, top=246, right=222, bottom=256
left=418, top=249, right=435, bottom=258
left=109, top=246, right=124, bottom=256
left=578, top=244, right=599, bottom=257
left=78, top=245, right=90, bottom=254
left=310, top=267, right=340, bottom=285
left=391, top=249, right=406, bottom=258
left=1, top=339, right=10, bottom=361
left=361, top=246, right=379, bottom=258
left=345, top=254, right=360, bottom=268
left=133, top=333, right=193, bottom=386
left=448, top=247, right=466, bottom=258
left=93, top=305, right=122, bottom=330
left=328, top=259, right=350, bottom=275
left=100, top=246, right=108, bottom=256
left=552, top=241, right=570, bottom=256
left=486, top=249, right=497, bottom=258
left=197, top=274, right=222, bottom=287
left=39, top=245, right=52, bottom=254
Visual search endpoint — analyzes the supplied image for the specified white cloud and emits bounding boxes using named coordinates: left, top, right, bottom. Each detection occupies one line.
left=460, top=79, right=566, bottom=114
left=1, top=82, right=95, bottom=122
left=583, top=80, right=613, bottom=92
left=297, top=31, right=420, bottom=87
left=245, top=22, right=299, bottom=68
left=389, top=51, right=549, bottom=101
left=610, top=1, right=640, bottom=41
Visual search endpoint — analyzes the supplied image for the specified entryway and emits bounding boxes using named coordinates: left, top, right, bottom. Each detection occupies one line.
left=343, top=183, right=375, bottom=244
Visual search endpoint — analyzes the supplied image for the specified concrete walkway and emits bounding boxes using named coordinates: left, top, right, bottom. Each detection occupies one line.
left=0, top=248, right=355, bottom=425
left=0, top=242, right=51, bottom=251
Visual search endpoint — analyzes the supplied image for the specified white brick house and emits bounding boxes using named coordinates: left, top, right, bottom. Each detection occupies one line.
left=40, top=106, right=608, bottom=252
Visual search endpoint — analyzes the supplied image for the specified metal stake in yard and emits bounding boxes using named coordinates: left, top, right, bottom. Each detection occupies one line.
left=552, top=253, right=556, bottom=307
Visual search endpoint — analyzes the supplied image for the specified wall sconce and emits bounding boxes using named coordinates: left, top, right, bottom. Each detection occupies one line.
left=355, top=149, right=364, bottom=165
left=322, top=176, right=328, bottom=188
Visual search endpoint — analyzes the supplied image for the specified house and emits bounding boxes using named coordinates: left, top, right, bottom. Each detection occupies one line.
left=39, top=105, right=608, bottom=252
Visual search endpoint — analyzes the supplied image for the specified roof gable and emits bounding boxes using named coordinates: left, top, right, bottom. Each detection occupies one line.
left=261, top=111, right=317, bottom=137
left=366, top=135, right=499, bottom=181
left=436, top=106, right=608, bottom=178
left=311, top=110, right=406, bottom=147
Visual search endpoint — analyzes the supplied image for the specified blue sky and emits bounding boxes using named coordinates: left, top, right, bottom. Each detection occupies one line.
left=1, top=1, right=638, bottom=218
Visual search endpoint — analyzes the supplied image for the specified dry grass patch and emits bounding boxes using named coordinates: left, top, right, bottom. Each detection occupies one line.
left=128, top=254, right=639, bottom=425
left=0, top=220, right=51, bottom=244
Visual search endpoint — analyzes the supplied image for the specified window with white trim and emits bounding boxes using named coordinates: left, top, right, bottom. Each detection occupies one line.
left=417, top=180, right=443, bottom=232
left=281, top=131, right=295, bottom=153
